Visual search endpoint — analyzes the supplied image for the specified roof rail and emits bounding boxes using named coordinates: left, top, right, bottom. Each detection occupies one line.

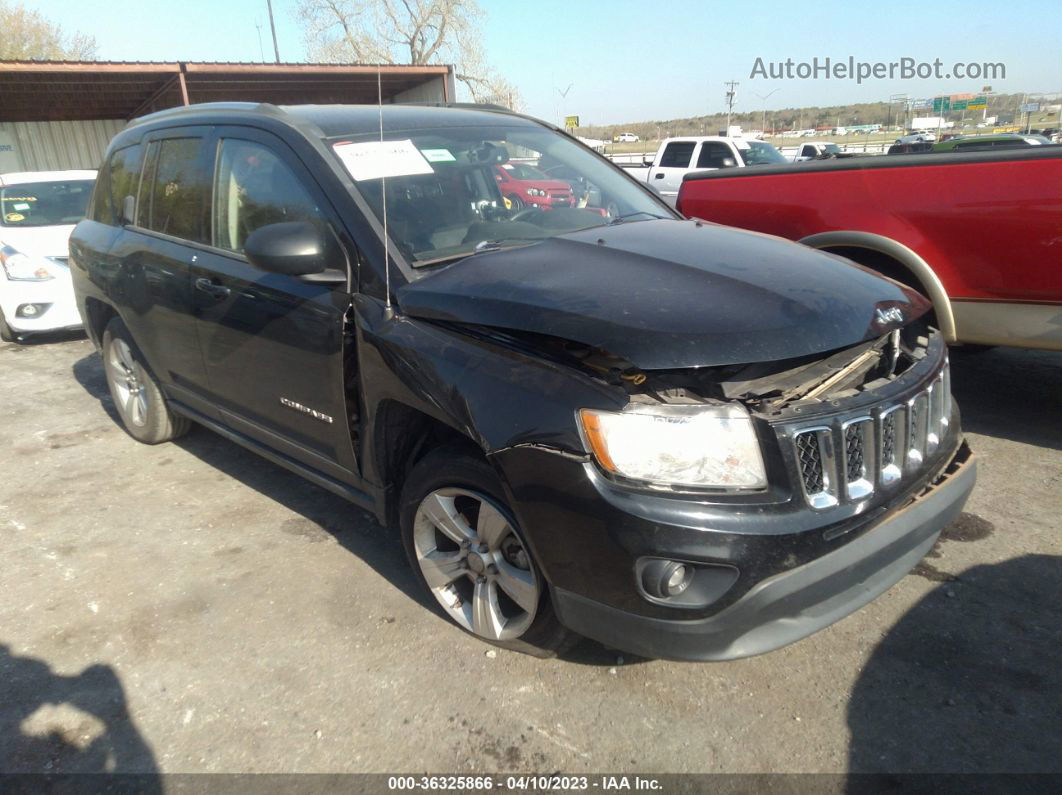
left=128, top=101, right=287, bottom=126
left=399, top=101, right=513, bottom=113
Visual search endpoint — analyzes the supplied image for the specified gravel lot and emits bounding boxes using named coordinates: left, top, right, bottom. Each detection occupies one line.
left=1, top=333, right=1059, bottom=776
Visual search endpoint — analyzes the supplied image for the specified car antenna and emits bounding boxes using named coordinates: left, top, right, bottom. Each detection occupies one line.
left=378, top=67, right=393, bottom=314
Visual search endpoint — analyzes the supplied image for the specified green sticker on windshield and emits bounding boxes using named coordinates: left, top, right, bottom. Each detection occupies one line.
left=421, top=148, right=456, bottom=163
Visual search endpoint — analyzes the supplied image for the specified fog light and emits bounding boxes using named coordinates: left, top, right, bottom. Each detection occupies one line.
left=16, top=303, right=50, bottom=318
left=636, top=557, right=740, bottom=608
left=642, top=559, right=693, bottom=598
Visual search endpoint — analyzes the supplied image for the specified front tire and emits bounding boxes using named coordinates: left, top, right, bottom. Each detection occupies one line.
left=102, top=317, right=190, bottom=444
left=399, top=446, right=577, bottom=657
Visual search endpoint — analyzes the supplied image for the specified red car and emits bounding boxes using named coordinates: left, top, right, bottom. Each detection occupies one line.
left=677, top=146, right=1062, bottom=351
left=494, top=163, right=574, bottom=211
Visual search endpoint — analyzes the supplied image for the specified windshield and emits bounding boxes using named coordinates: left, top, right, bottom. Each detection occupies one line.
left=332, top=124, right=672, bottom=266
left=822, top=143, right=842, bottom=154
left=0, top=180, right=95, bottom=227
left=738, top=141, right=787, bottom=166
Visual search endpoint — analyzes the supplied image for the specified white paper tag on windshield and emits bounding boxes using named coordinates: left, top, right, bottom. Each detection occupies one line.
left=333, top=139, right=434, bottom=181
left=420, top=148, right=456, bottom=163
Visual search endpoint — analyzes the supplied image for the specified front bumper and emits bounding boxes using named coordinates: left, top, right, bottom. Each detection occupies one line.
left=550, top=442, right=975, bottom=661
left=1, top=272, right=83, bottom=334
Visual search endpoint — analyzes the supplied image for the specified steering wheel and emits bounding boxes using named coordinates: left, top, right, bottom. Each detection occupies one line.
left=510, top=207, right=544, bottom=223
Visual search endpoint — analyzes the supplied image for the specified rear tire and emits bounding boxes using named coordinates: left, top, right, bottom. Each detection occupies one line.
left=101, top=317, right=190, bottom=444
left=399, top=445, right=578, bottom=658
left=0, top=309, right=17, bottom=343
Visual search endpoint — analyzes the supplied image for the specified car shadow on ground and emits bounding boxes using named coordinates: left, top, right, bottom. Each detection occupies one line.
left=1, top=329, right=87, bottom=351
left=71, top=351, right=627, bottom=666
left=847, top=554, right=1062, bottom=776
left=949, top=347, right=1062, bottom=451
left=0, top=644, right=160, bottom=782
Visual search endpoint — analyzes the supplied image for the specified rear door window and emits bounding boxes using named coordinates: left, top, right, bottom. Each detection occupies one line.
left=211, top=139, right=325, bottom=253
left=140, top=137, right=209, bottom=243
left=697, top=143, right=734, bottom=168
left=658, top=142, right=696, bottom=168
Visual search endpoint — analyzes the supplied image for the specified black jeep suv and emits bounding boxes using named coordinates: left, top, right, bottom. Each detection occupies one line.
left=70, top=102, right=975, bottom=660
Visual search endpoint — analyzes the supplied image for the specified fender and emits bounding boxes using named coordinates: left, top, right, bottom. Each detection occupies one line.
left=798, top=231, right=957, bottom=343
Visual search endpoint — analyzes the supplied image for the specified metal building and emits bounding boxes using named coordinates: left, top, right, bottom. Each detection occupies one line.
left=0, top=61, right=457, bottom=172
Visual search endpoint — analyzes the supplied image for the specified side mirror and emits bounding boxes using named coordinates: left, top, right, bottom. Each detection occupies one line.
left=642, top=156, right=654, bottom=167
left=720, top=157, right=738, bottom=168
left=121, top=195, right=136, bottom=225
left=244, top=221, right=338, bottom=279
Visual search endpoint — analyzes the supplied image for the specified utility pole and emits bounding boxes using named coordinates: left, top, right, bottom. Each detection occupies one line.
left=752, top=89, right=779, bottom=136
left=266, top=0, right=281, bottom=63
left=724, top=80, right=739, bottom=134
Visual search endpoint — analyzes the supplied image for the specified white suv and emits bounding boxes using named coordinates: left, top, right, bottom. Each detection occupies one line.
left=1, top=170, right=95, bottom=341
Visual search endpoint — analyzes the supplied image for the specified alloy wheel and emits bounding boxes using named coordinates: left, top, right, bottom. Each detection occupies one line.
left=106, top=338, right=148, bottom=427
left=412, top=487, right=540, bottom=641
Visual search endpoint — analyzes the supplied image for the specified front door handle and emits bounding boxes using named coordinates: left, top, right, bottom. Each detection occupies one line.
left=654, top=173, right=665, bottom=179
left=195, top=277, right=230, bottom=299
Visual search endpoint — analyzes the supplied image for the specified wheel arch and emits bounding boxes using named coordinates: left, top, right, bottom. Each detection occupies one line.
left=799, top=231, right=957, bottom=343
left=82, top=297, right=118, bottom=349
left=372, top=399, right=485, bottom=527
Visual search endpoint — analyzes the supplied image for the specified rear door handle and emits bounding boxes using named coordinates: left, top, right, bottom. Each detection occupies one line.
left=654, top=173, right=665, bottom=179
left=195, top=277, right=230, bottom=298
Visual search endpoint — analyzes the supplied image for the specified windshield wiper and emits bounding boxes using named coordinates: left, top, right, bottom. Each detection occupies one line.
left=606, top=211, right=669, bottom=225
left=413, top=237, right=545, bottom=267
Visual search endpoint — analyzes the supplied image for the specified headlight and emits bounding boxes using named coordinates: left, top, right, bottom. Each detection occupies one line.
left=0, top=247, right=55, bottom=281
left=578, top=403, right=767, bottom=490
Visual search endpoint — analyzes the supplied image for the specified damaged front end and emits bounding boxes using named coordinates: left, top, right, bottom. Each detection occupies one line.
left=446, top=316, right=955, bottom=513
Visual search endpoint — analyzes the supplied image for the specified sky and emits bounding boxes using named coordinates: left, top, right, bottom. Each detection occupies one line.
left=37, top=0, right=1062, bottom=126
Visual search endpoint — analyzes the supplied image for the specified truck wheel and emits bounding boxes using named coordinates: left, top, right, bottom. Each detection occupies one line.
left=0, top=309, right=17, bottom=343
left=399, top=445, right=578, bottom=658
left=101, top=317, right=190, bottom=444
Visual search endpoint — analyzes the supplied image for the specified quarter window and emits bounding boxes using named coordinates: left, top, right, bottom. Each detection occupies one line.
left=140, top=137, right=208, bottom=243
left=212, top=139, right=323, bottom=253
left=92, top=144, right=142, bottom=225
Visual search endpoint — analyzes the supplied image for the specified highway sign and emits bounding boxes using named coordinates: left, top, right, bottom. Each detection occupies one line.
left=564, top=115, right=580, bottom=129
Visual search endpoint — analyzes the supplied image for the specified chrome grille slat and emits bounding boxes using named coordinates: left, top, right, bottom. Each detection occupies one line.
left=790, top=362, right=950, bottom=510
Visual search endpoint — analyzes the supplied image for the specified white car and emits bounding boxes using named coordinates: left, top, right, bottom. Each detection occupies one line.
left=614, top=132, right=640, bottom=143
left=0, top=170, right=95, bottom=341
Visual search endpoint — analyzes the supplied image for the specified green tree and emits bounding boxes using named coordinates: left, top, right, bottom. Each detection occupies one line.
left=0, top=0, right=98, bottom=60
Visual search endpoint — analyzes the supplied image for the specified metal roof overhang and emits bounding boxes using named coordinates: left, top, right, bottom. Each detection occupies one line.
left=0, top=61, right=453, bottom=122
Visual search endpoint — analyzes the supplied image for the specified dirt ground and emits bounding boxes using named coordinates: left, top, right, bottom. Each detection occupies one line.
left=1, top=333, right=1059, bottom=777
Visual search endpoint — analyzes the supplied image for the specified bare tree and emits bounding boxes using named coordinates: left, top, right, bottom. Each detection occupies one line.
left=0, top=0, right=98, bottom=60
left=296, top=0, right=520, bottom=108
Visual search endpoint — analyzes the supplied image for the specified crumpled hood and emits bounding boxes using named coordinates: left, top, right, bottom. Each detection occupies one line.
left=0, top=224, right=76, bottom=260
left=397, top=219, right=930, bottom=370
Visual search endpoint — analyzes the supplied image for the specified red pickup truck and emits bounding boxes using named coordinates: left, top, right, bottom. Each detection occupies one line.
left=676, top=147, right=1062, bottom=351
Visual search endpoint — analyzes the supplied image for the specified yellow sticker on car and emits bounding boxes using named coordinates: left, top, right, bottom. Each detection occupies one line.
left=5, top=212, right=24, bottom=222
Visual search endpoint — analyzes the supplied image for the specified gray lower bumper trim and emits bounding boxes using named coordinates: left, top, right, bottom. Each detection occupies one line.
left=553, top=446, right=977, bottom=661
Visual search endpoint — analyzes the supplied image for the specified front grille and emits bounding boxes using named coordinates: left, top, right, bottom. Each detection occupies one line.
left=796, top=432, right=824, bottom=493
left=881, top=412, right=896, bottom=464
left=790, top=361, right=951, bottom=509
left=844, top=424, right=864, bottom=480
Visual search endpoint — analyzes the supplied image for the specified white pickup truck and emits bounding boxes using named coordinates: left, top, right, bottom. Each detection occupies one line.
left=618, top=136, right=787, bottom=204
left=786, top=141, right=843, bottom=161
